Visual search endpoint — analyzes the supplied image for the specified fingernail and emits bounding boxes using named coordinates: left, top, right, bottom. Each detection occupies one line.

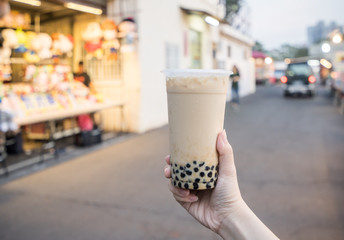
left=190, top=195, right=198, bottom=202
left=164, top=166, right=169, bottom=174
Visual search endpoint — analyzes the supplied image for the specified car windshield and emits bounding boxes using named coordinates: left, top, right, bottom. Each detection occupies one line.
left=286, top=64, right=312, bottom=77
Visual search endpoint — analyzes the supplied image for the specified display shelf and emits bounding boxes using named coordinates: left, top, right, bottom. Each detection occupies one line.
left=14, top=101, right=124, bottom=126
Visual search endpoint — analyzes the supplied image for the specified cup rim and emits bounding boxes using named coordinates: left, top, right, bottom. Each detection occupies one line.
left=162, top=69, right=232, bottom=78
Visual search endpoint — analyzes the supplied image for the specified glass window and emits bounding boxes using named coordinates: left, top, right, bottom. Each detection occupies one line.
left=286, top=63, right=312, bottom=77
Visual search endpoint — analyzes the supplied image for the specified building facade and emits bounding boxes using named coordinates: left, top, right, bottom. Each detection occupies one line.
left=106, top=0, right=255, bottom=133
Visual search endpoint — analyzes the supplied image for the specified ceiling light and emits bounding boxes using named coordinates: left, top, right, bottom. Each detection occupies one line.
left=11, top=0, right=41, bottom=6
left=205, top=16, right=219, bottom=27
left=65, top=2, right=103, bottom=15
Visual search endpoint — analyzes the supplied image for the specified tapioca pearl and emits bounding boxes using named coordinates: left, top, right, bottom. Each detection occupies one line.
left=215, top=173, right=217, bottom=178
left=174, top=163, right=177, bottom=167
left=193, top=160, right=197, bottom=165
left=186, top=163, right=191, bottom=168
left=200, top=172, right=205, bottom=177
left=173, top=180, right=177, bottom=186
left=199, top=162, right=205, bottom=167
left=205, top=166, right=210, bottom=171
left=216, top=165, right=219, bottom=171
left=172, top=169, right=175, bottom=174
left=193, top=183, right=199, bottom=190
left=207, top=172, right=213, bottom=178
left=194, top=167, right=199, bottom=172
left=186, top=170, right=192, bottom=176
left=176, top=169, right=179, bottom=174
left=184, top=183, right=189, bottom=189
left=175, top=176, right=179, bottom=181
left=195, top=178, right=200, bottom=183
left=179, top=166, right=183, bottom=170
left=180, top=172, right=186, bottom=178
left=178, top=182, right=182, bottom=188
left=211, top=165, right=214, bottom=170
left=206, top=183, right=212, bottom=189
left=210, top=178, right=214, bottom=182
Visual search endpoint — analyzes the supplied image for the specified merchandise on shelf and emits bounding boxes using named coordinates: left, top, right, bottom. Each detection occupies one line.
left=0, top=10, right=31, bottom=29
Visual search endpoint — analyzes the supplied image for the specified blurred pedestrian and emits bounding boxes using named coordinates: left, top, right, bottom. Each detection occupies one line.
left=230, top=65, right=240, bottom=111
left=74, top=61, right=92, bottom=88
left=164, top=130, right=279, bottom=239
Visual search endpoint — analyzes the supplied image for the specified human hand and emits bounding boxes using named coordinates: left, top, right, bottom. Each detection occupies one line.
left=164, top=130, right=244, bottom=233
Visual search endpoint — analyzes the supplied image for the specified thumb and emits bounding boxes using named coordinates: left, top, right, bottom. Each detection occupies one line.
left=216, top=130, right=236, bottom=178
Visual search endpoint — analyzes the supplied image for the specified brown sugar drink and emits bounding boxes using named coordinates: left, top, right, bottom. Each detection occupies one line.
left=164, top=69, right=229, bottom=190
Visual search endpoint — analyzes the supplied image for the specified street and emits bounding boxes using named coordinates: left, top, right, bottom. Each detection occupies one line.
left=0, top=85, right=343, bottom=240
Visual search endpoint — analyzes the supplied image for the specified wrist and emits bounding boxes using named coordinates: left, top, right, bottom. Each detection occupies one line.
left=218, top=201, right=278, bottom=240
left=217, top=199, right=248, bottom=239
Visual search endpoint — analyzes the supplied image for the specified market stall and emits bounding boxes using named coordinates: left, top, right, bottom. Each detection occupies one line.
left=0, top=0, right=126, bottom=171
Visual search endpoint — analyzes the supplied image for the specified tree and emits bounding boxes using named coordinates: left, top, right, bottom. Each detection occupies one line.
left=253, top=41, right=265, bottom=52
left=225, top=0, right=243, bottom=24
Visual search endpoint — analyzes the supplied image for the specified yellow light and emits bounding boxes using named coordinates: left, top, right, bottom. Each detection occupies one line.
left=284, top=58, right=291, bottom=64
left=65, top=2, right=103, bottom=15
left=11, top=0, right=41, bottom=6
left=320, top=58, right=332, bottom=69
left=332, top=33, right=343, bottom=44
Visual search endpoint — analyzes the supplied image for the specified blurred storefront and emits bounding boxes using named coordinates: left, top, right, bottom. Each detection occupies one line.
left=0, top=0, right=125, bottom=160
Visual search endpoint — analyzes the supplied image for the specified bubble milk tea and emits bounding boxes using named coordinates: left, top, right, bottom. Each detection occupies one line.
left=164, top=69, right=229, bottom=190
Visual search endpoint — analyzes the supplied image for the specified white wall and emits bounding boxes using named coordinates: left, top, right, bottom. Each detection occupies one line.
left=137, top=0, right=182, bottom=132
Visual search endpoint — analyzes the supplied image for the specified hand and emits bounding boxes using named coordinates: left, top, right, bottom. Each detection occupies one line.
left=164, top=130, right=244, bottom=233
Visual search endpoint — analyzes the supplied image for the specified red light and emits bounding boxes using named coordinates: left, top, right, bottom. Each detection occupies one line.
left=308, top=75, right=316, bottom=83
left=280, top=76, right=288, bottom=83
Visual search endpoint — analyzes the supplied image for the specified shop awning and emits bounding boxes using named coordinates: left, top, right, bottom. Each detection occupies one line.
left=252, top=51, right=267, bottom=59
left=179, top=1, right=226, bottom=22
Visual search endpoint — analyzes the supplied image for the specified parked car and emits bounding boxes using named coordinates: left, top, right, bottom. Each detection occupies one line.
left=281, top=62, right=316, bottom=97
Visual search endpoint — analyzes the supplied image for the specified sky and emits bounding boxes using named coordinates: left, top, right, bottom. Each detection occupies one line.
left=244, top=0, right=344, bottom=50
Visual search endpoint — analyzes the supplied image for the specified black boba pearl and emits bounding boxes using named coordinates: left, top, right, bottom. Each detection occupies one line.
left=193, top=183, right=199, bottom=190
left=211, top=165, right=214, bottom=170
left=205, top=166, right=210, bottom=171
left=200, top=172, right=205, bottom=177
left=180, top=173, right=186, bottom=178
left=173, top=180, right=177, bottom=186
left=178, top=182, right=182, bottom=188
left=207, top=172, right=213, bottom=178
left=173, top=169, right=175, bottom=174
left=179, top=166, right=183, bottom=170
left=206, top=184, right=212, bottom=189
left=199, top=162, right=205, bottom=167
left=186, top=170, right=192, bottom=176
left=210, top=178, right=214, bottom=182
left=195, top=178, right=200, bottom=183
left=176, top=169, right=179, bottom=174
left=193, top=160, right=197, bottom=165
left=184, top=183, right=189, bottom=189
left=174, top=163, right=177, bottom=167
left=194, top=167, right=199, bottom=172
left=215, top=173, right=217, bottom=178
left=186, top=163, right=191, bottom=168
left=216, top=165, right=219, bottom=171
left=175, top=176, right=179, bottom=181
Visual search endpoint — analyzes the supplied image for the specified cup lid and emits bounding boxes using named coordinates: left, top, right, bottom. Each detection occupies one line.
left=162, top=69, right=232, bottom=78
